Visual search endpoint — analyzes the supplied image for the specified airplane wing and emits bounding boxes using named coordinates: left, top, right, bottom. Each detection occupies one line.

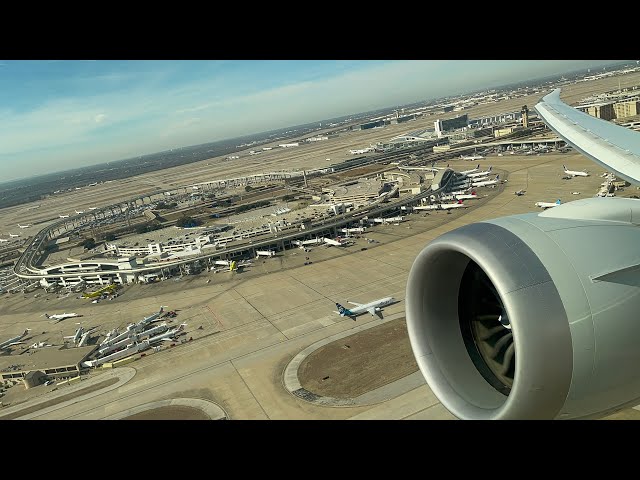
left=3, top=341, right=25, bottom=347
left=348, top=302, right=363, bottom=306
left=367, top=308, right=383, bottom=319
left=535, top=88, right=640, bottom=184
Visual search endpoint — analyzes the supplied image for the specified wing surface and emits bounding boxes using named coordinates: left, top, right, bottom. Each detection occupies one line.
left=535, top=89, right=640, bottom=184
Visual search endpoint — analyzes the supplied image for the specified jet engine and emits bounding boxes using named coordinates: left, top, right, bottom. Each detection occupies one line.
left=406, top=197, right=640, bottom=419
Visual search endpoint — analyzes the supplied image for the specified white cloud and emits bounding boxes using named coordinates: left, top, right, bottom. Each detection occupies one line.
left=94, top=113, right=107, bottom=123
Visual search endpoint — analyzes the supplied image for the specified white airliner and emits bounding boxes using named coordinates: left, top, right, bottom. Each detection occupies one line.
left=415, top=200, right=467, bottom=211
left=9, top=233, right=19, bottom=238
left=335, top=297, right=396, bottom=320
left=29, top=341, right=56, bottom=349
left=515, top=189, right=526, bottom=196
left=89, top=207, right=97, bottom=210
left=0, top=329, right=30, bottom=351
left=59, top=214, right=70, bottom=218
left=459, top=164, right=480, bottom=175
left=349, top=147, right=375, bottom=154
left=454, top=193, right=480, bottom=200
left=535, top=199, right=562, bottom=209
left=75, top=210, right=85, bottom=214
left=18, top=224, right=31, bottom=229
left=138, top=306, right=167, bottom=327
left=563, top=164, right=589, bottom=177
left=466, top=166, right=493, bottom=178
left=460, top=154, right=484, bottom=161
left=0, top=238, right=8, bottom=243
left=64, top=325, right=97, bottom=346
left=44, top=312, right=83, bottom=323
left=472, top=175, right=500, bottom=187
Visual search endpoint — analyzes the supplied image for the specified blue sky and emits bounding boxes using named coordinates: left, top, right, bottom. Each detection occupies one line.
left=0, top=60, right=622, bottom=182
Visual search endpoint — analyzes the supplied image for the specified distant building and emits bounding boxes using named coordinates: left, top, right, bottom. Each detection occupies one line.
left=577, top=102, right=616, bottom=121
left=521, top=105, right=530, bottom=128
left=614, top=100, right=640, bottom=119
left=468, top=112, right=522, bottom=128
left=434, top=115, right=468, bottom=137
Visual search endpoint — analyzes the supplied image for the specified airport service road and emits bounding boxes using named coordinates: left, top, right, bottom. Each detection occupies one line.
left=5, top=153, right=636, bottom=420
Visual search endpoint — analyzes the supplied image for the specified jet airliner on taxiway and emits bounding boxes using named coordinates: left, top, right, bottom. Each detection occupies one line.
left=405, top=88, right=640, bottom=420
left=335, top=296, right=396, bottom=320
left=44, top=312, right=83, bottom=323
left=563, top=164, right=589, bottom=177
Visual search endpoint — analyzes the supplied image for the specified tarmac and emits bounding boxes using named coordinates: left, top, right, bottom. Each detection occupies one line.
left=3, top=151, right=637, bottom=420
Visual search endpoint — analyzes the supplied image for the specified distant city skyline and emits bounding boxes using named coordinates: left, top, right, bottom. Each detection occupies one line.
left=0, top=60, right=624, bottom=182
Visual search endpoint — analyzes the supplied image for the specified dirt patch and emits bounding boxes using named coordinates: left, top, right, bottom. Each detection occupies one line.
left=123, top=405, right=210, bottom=420
left=0, top=376, right=119, bottom=420
left=297, top=317, right=418, bottom=399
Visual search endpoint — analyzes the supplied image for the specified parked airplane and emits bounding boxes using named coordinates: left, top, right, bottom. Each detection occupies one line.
left=459, top=164, right=480, bottom=175
left=0, top=238, right=8, bottom=243
left=64, top=325, right=97, bottom=346
left=89, top=207, right=97, bottom=210
left=44, top=312, right=83, bottom=323
left=139, top=306, right=167, bottom=327
left=416, top=200, right=467, bottom=211
left=59, top=214, right=70, bottom=218
left=64, top=327, right=84, bottom=345
left=335, top=297, right=396, bottom=320
left=450, top=189, right=473, bottom=196
left=466, top=166, right=493, bottom=178
left=452, top=194, right=478, bottom=201
left=9, top=233, right=19, bottom=238
left=349, top=146, right=375, bottom=154
left=563, top=164, right=589, bottom=177
left=18, top=224, right=31, bottom=228
left=29, top=341, right=56, bottom=349
left=148, top=323, right=187, bottom=344
left=460, top=154, right=484, bottom=161
left=0, top=329, right=30, bottom=351
left=404, top=88, right=640, bottom=419
left=515, top=190, right=526, bottom=196
left=75, top=209, right=85, bottom=214
left=472, top=175, right=500, bottom=187
left=535, top=199, right=562, bottom=209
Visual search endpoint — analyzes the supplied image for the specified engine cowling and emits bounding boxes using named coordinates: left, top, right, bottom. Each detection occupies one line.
left=406, top=197, right=640, bottom=419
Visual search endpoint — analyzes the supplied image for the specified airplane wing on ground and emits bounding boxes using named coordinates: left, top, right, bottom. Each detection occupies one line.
left=367, top=308, right=383, bottom=319
left=535, top=88, right=640, bottom=184
left=348, top=302, right=363, bottom=306
left=405, top=87, right=640, bottom=420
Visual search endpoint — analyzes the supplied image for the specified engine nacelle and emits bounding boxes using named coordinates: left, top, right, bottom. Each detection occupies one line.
left=406, top=197, right=640, bottom=419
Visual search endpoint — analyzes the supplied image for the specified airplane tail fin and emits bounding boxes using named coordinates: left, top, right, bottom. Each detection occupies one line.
left=488, top=166, right=492, bottom=172
left=44, top=314, right=50, bottom=318
left=335, top=303, right=352, bottom=316
left=556, top=199, right=561, bottom=205
left=563, top=165, right=567, bottom=171
left=495, top=174, right=500, bottom=180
